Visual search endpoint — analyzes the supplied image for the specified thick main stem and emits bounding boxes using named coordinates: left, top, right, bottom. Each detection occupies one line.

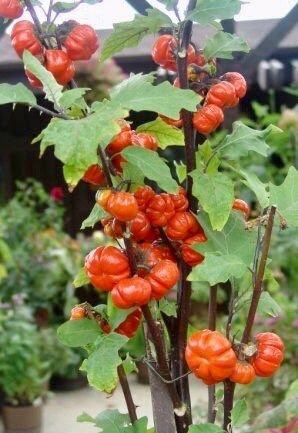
left=207, top=286, right=217, bottom=424
left=117, top=364, right=138, bottom=425
left=241, top=206, right=276, bottom=344
left=173, top=2, right=197, bottom=428
left=223, top=380, right=235, bottom=432
left=223, top=206, right=276, bottom=431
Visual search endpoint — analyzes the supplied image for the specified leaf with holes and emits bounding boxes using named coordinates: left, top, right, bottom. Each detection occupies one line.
left=110, top=73, right=200, bottom=119
left=101, top=9, right=172, bottom=62
left=269, top=166, right=298, bottom=227
left=80, top=333, right=128, bottom=393
left=204, top=31, right=249, bottom=60
left=219, top=122, right=282, bottom=159
left=191, top=171, right=234, bottom=230
left=187, top=0, right=241, bottom=27
left=136, top=117, right=184, bottom=149
left=122, top=146, right=178, bottom=193
left=23, top=51, right=63, bottom=109
left=0, top=83, right=36, bottom=106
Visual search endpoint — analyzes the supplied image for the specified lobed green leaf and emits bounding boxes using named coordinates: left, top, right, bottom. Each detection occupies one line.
left=0, top=83, right=36, bottom=106
left=101, top=9, right=172, bottom=62
left=57, top=319, right=102, bottom=347
left=136, top=117, right=184, bottom=149
left=203, top=31, right=249, bottom=60
left=191, top=171, right=234, bottom=230
left=122, top=146, right=179, bottom=193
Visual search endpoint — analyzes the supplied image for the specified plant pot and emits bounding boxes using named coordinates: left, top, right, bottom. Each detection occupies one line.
left=136, top=360, right=149, bottom=385
left=2, top=403, right=42, bottom=433
left=50, top=373, right=88, bottom=391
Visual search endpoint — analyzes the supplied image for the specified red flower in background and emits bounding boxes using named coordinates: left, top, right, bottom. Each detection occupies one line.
left=50, top=186, right=64, bottom=202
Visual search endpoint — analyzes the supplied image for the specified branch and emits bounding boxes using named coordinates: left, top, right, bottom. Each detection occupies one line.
left=241, top=206, right=276, bottom=344
left=223, top=207, right=276, bottom=432
left=223, top=380, right=235, bottom=432
left=97, top=145, right=113, bottom=188
left=172, top=2, right=197, bottom=427
left=33, top=104, right=69, bottom=119
left=207, top=286, right=217, bottom=424
left=117, top=364, right=138, bottom=425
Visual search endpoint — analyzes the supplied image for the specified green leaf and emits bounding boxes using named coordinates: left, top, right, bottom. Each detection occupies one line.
left=188, top=424, right=224, bottom=433
left=219, top=122, right=281, bottom=159
left=77, top=412, right=96, bottom=423
left=110, top=73, right=200, bottom=119
left=122, top=146, right=178, bottom=193
left=191, top=171, right=234, bottom=230
left=101, top=9, right=172, bottom=62
left=286, top=380, right=298, bottom=399
left=52, top=0, right=82, bottom=13
left=57, top=319, right=102, bottom=347
left=78, top=409, right=129, bottom=431
left=174, top=161, right=186, bottom=183
left=108, top=301, right=136, bottom=330
left=269, top=166, right=298, bottom=227
left=203, top=31, right=250, bottom=60
left=81, top=204, right=108, bottom=230
left=239, top=170, right=269, bottom=208
left=34, top=100, right=127, bottom=187
left=189, top=254, right=248, bottom=286
left=159, top=298, right=177, bottom=317
left=122, top=162, right=145, bottom=189
left=81, top=333, right=128, bottom=393
left=59, top=88, right=90, bottom=110
left=63, top=164, right=86, bottom=189
left=231, top=399, right=249, bottom=427
left=188, top=212, right=256, bottom=285
left=23, top=51, right=63, bottom=108
left=157, top=0, right=178, bottom=10
left=196, top=140, right=220, bottom=175
left=188, top=0, right=241, bottom=27
left=0, top=83, right=36, bottom=106
left=136, top=117, right=184, bottom=149
left=257, top=291, right=282, bottom=317
left=73, top=267, right=90, bottom=288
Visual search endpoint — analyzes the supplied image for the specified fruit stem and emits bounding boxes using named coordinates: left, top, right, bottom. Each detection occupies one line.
left=97, top=145, right=113, bottom=187
left=117, top=364, right=138, bottom=425
left=241, top=206, right=276, bottom=344
left=207, top=285, right=217, bottom=423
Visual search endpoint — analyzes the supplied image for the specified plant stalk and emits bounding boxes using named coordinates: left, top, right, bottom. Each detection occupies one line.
left=117, top=364, right=138, bottom=425
left=207, top=285, right=217, bottom=423
left=223, top=206, right=276, bottom=431
left=241, top=206, right=276, bottom=344
left=173, top=1, right=197, bottom=428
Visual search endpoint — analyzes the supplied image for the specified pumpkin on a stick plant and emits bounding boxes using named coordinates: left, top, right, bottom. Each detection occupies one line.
left=0, top=0, right=297, bottom=432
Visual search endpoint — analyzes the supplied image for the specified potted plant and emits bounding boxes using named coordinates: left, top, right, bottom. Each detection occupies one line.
left=0, top=305, right=49, bottom=433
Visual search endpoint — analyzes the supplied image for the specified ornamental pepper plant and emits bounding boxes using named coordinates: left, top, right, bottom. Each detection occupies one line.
left=1, top=1, right=298, bottom=432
